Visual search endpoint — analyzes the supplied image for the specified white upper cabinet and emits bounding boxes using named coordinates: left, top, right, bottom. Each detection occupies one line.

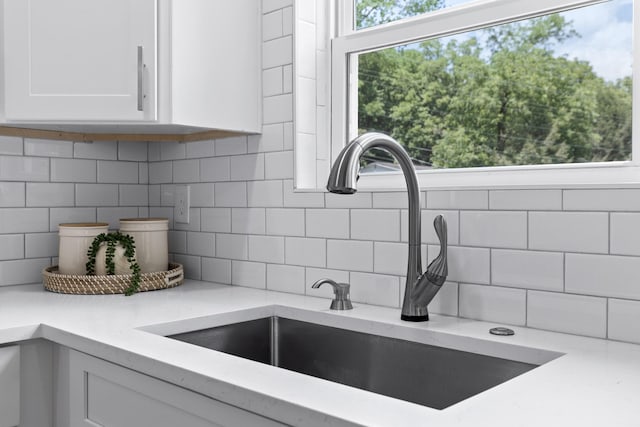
left=0, top=0, right=260, bottom=137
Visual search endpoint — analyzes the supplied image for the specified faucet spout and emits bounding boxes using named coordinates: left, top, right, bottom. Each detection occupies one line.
left=327, top=132, right=448, bottom=322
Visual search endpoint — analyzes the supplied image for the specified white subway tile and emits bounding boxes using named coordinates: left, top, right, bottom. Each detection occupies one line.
left=265, top=151, right=294, bottom=180
left=529, top=212, right=608, bottom=253
left=185, top=140, right=215, bottom=159
left=168, top=231, right=187, bottom=254
left=427, top=282, right=458, bottom=317
left=49, top=208, right=96, bottom=231
left=51, top=158, right=96, bottom=183
left=263, top=94, right=293, bottom=124
left=347, top=272, right=399, bottom=308
left=173, top=254, right=201, bottom=280
left=427, top=190, right=488, bottom=210
left=75, top=184, right=118, bottom=206
left=0, top=258, right=51, bottom=286
left=296, top=22, right=316, bottom=78
left=160, top=184, right=175, bottom=207
left=249, top=235, right=285, bottom=263
left=149, top=207, right=174, bottom=228
left=564, top=189, right=640, bottom=211
left=139, top=163, right=148, bottom=184
left=267, top=264, right=305, bottom=294
left=118, top=142, right=148, bottom=161
left=459, top=284, right=526, bottom=325
left=566, top=253, right=640, bottom=299
left=305, top=267, right=349, bottom=298
left=295, top=133, right=316, bottom=188
left=374, top=242, right=408, bottom=276
left=350, top=209, right=400, bottom=242
left=432, top=245, right=490, bottom=284
left=492, top=249, right=563, bottom=291
left=187, top=232, right=215, bottom=257
left=327, top=240, right=372, bottom=272
left=325, top=192, right=372, bottom=208
left=216, top=234, right=248, bottom=260
left=0, top=136, right=22, bottom=155
left=231, top=260, right=266, bottom=288
left=283, top=64, right=293, bottom=92
left=97, top=161, right=139, bottom=184
left=148, top=142, right=161, bottom=161
left=263, top=67, right=283, bottom=97
left=263, top=0, right=292, bottom=13
left=252, top=124, right=284, bottom=153
left=610, top=213, right=640, bottom=256
left=230, top=154, right=265, bottom=181
left=216, top=136, right=248, bottom=156
left=173, top=159, right=200, bottom=183
left=296, top=77, right=316, bottom=133
left=0, top=183, right=25, bottom=207
left=214, top=182, right=247, bottom=207
left=25, top=233, right=58, bottom=258
left=489, top=190, right=562, bottom=210
left=263, top=36, right=292, bottom=69
left=173, top=208, right=201, bottom=232
left=119, top=185, right=148, bottom=206
left=97, top=207, right=138, bottom=230
left=460, top=211, right=527, bottom=249
left=283, top=180, right=324, bottom=208
left=0, top=208, right=49, bottom=233
left=200, top=157, right=231, bottom=182
left=138, top=207, right=149, bottom=218
left=148, top=161, right=173, bottom=184
left=608, top=299, right=640, bottom=344
left=0, top=156, right=49, bottom=182
left=73, top=141, right=117, bottom=160
left=306, top=209, right=349, bottom=239
left=285, top=237, right=326, bottom=267
left=159, top=142, right=186, bottom=160
left=527, top=291, right=606, bottom=338
left=202, top=258, right=231, bottom=284
left=232, top=208, right=266, bottom=235
left=26, top=183, right=74, bottom=207
left=201, top=208, right=232, bottom=233
left=25, top=139, right=72, bottom=157
left=190, top=183, right=215, bottom=207
left=248, top=181, right=284, bottom=207
left=0, top=235, right=24, bottom=260
left=266, top=208, right=305, bottom=236
left=372, top=192, right=425, bottom=209
left=148, top=185, right=161, bottom=206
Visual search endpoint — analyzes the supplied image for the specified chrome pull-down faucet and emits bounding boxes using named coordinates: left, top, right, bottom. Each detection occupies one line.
left=325, top=132, right=448, bottom=321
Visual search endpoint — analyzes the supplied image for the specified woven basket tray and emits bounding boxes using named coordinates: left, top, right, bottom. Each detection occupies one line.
left=42, top=263, right=184, bottom=295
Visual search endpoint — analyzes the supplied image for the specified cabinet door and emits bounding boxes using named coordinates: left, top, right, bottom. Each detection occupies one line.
left=3, top=0, right=156, bottom=121
left=0, top=346, right=20, bottom=427
left=65, top=349, right=288, bottom=427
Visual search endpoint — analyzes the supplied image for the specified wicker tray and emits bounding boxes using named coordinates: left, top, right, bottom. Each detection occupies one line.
left=42, top=263, right=184, bottom=295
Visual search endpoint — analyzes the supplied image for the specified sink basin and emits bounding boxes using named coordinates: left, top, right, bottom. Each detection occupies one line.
left=168, top=316, right=541, bottom=410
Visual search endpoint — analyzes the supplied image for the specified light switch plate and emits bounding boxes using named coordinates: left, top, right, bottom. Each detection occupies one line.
left=175, top=185, right=190, bottom=224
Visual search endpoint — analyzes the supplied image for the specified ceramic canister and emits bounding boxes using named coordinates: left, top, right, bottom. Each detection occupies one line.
left=58, top=223, right=109, bottom=275
left=119, top=218, right=169, bottom=273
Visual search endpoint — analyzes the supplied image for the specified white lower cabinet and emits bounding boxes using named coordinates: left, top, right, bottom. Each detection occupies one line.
left=64, top=349, right=286, bottom=427
left=0, top=345, right=20, bottom=427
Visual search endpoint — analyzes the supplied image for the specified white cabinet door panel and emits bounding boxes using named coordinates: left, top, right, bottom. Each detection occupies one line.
left=0, top=346, right=20, bottom=427
left=3, top=0, right=156, bottom=121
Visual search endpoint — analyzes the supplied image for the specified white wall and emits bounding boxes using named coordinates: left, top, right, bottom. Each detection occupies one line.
left=2, top=0, right=640, bottom=346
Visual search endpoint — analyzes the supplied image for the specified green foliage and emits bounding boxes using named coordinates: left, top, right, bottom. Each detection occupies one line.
left=356, top=0, right=443, bottom=29
left=356, top=6, right=632, bottom=169
left=86, top=232, right=141, bottom=296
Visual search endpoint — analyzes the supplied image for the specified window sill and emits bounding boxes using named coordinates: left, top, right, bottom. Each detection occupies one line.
left=348, top=161, right=640, bottom=191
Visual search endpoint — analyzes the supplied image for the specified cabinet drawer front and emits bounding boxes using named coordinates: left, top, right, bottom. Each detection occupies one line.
left=68, top=349, right=287, bottom=427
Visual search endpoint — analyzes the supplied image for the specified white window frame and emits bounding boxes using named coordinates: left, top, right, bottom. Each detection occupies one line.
left=329, top=0, right=640, bottom=190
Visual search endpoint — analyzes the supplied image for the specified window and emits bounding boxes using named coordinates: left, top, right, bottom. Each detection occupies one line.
left=330, top=0, right=640, bottom=189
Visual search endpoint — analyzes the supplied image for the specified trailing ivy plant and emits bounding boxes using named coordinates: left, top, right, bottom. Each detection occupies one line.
left=86, top=232, right=141, bottom=296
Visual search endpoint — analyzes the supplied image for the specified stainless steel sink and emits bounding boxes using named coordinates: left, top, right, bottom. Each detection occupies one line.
left=168, top=316, right=539, bottom=409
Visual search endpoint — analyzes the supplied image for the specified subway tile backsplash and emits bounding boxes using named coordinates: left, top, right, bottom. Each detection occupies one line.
left=2, top=0, right=640, bottom=348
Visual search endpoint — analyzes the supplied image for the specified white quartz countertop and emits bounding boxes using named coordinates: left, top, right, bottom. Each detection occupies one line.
left=1, top=280, right=639, bottom=427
